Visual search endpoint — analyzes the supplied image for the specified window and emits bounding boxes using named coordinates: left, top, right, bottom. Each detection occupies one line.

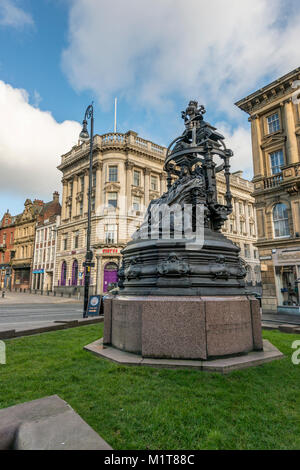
left=239, top=202, right=243, bottom=214
left=72, top=259, right=78, bottom=286
left=92, top=170, right=97, bottom=187
left=133, top=196, right=141, bottom=211
left=151, top=176, right=158, bottom=191
left=80, top=175, right=85, bottom=191
left=273, top=203, right=290, bottom=238
left=133, top=170, right=141, bottom=187
left=91, top=195, right=95, bottom=212
left=244, top=244, right=250, bottom=258
left=61, top=261, right=67, bottom=286
left=270, top=150, right=284, bottom=175
left=62, top=237, right=68, bottom=251
left=105, top=225, right=117, bottom=244
left=73, top=231, right=79, bottom=249
left=267, top=113, right=280, bottom=134
left=240, top=221, right=245, bottom=234
left=107, top=192, right=117, bottom=209
left=108, top=166, right=118, bottom=182
left=79, top=200, right=83, bottom=215
left=69, top=182, right=73, bottom=197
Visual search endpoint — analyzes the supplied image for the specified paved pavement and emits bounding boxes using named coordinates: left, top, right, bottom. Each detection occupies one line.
left=0, top=292, right=83, bottom=332
left=262, top=312, right=300, bottom=326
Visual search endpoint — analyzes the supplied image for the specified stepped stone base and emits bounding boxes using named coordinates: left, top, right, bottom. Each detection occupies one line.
left=85, top=338, right=283, bottom=374
left=103, top=295, right=263, bottom=360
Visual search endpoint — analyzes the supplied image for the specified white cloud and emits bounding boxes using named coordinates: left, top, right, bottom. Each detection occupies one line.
left=0, top=0, right=34, bottom=29
left=216, top=123, right=253, bottom=179
left=0, top=81, right=81, bottom=200
left=62, top=0, right=300, bottom=115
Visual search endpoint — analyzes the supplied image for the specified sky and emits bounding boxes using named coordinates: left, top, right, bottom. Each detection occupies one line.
left=0, top=0, right=299, bottom=216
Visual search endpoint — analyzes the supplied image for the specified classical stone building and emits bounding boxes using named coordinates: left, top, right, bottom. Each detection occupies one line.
left=219, top=171, right=261, bottom=289
left=0, top=211, right=16, bottom=289
left=236, top=67, right=300, bottom=313
left=31, top=192, right=61, bottom=292
left=12, top=199, right=45, bottom=290
left=55, top=131, right=167, bottom=294
left=55, top=129, right=260, bottom=295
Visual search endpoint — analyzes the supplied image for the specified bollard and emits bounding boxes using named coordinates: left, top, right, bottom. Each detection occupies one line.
left=61, top=292, right=63, bottom=297
left=47, top=290, right=49, bottom=296
left=68, top=292, right=72, bottom=298
left=35, top=290, right=37, bottom=294
left=54, top=291, right=56, bottom=297
left=2, top=291, right=5, bottom=298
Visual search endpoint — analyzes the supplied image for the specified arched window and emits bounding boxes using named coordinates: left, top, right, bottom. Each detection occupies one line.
left=61, top=261, right=67, bottom=286
left=273, top=203, right=290, bottom=238
left=72, top=259, right=78, bottom=286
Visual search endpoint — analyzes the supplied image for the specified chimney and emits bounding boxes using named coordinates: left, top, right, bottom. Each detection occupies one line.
left=53, top=191, right=59, bottom=203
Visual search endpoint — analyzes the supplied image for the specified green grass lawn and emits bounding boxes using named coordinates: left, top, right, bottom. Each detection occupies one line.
left=0, top=325, right=299, bottom=450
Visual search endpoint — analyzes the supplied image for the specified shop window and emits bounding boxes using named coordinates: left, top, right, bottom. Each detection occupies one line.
left=273, top=203, right=290, bottom=238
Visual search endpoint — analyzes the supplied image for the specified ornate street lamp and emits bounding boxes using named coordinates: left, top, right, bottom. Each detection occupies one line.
left=79, top=103, right=94, bottom=317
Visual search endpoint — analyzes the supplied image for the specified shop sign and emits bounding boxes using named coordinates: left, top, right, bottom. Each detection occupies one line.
left=33, top=269, right=45, bottom=274
left=101, top=248, right=120, bottom=254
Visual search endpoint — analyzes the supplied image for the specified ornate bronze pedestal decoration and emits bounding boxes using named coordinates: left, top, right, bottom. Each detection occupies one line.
left=103, top=102, right=263, bottom=360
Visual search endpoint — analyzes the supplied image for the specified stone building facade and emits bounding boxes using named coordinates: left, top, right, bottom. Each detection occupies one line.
left=31, top=192, right=61, bottom=292
left=55, top=130, right=260, bottom=294
left=219, top=171, right=261, bottom=288
left=55, top=131, right=167, bottom=295
left=236, top=67, right=300, bottom=313
left=0, top=211, right=16, bottom=289
left=11, top=199, right=45, bottom=290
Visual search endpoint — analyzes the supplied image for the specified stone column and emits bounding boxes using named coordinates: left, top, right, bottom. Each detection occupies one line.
left=159, top=173, right=164, bottom=195
left=250, top=115, right=264, bottom=178
left=61, top=180, right=68, bottom=220
left=71, top=176, right=78, bottom=218
left=144, top=168, right=151, bottom=208
left=126, top=161, right=133, bottom=214
left=235, top=200, right=240, bottom=233
left=283, top=99, right=298, bottom=165
left=95, top=162, right=103, bottom=215
left=83, top=170, right=89, bottom=215
left=96, top=255, right=102, bottom=294
left=291, top=198, right=300, bottom=235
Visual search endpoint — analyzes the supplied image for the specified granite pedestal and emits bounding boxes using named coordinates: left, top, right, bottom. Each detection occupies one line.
left=103, top=295, right=263, bottom=360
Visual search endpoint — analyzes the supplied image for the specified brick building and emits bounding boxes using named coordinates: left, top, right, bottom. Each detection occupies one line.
left=0, top=211, right=16, bottom=289
left=31, top=192, right=61, bottom=292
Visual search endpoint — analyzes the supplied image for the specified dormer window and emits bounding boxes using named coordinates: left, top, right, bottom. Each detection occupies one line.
left=267, top=113, right=280, bottom=134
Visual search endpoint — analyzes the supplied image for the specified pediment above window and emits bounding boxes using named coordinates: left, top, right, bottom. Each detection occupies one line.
left=261, top=133, right=286, bottom=150
left=104, top=182, right=120, bottom=192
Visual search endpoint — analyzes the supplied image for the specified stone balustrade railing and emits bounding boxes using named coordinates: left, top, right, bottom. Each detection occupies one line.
left=61, top=133, right=166, bottom=164
left=264, top=173, right=283, bottom=189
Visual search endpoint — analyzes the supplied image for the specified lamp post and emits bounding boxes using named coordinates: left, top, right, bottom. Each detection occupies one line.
left=79, top=103, right=94, bottom=318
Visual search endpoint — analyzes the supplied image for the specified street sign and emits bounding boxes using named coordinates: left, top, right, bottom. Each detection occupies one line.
left=87, top=295, right=102, bottom=316
left=83, top=262, right=95, bottom=267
